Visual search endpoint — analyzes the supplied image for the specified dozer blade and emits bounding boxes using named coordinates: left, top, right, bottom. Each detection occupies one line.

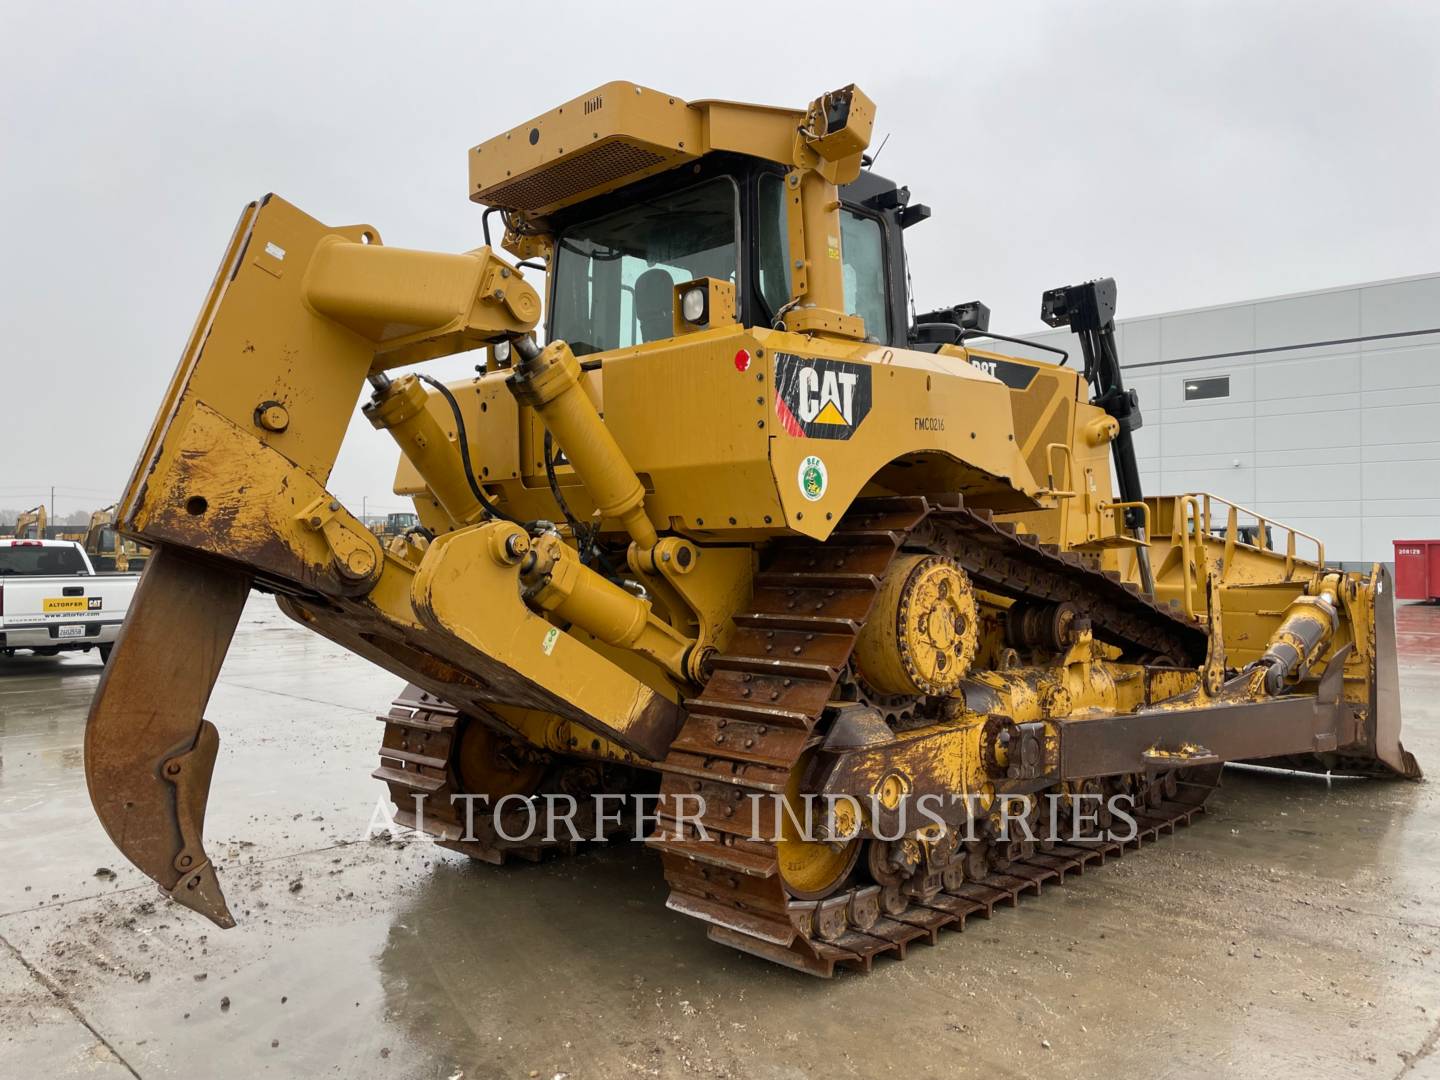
left=1369, top=564, right=1421, bottom=779
left=1247, top=564, right=1422, bottom=780
left=84, top=545, right=251, bottom=927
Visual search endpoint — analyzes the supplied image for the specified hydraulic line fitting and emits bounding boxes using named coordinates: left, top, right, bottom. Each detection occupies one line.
left=517, top=530, right=694, bottom=682
left=363, top=374, right=482, bottom=526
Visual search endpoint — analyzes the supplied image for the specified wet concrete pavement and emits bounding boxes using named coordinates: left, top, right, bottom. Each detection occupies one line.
left=2, top=596, right=1439, bottom=1079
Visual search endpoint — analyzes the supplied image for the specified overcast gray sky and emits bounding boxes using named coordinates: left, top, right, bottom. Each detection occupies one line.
left=3, top=1, right=1437, bottom=520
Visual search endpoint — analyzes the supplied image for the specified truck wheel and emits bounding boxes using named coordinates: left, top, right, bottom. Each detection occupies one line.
left=98, top=644, right=113, bottom=664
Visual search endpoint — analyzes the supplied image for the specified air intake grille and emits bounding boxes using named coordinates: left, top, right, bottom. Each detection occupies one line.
left=479, top=139, right=667, bottom=212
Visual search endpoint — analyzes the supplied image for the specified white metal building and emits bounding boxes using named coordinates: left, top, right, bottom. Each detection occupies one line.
left=999, top=272, right=1440, bottom=565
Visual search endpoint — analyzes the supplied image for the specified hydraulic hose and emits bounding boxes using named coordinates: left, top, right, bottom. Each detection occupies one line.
left=413, top=373, right=529, bottom=528
left=543, top=429, right=589, bottom=542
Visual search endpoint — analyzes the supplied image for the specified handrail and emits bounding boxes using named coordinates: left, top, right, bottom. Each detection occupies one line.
left=1222, top=504, right=1238, bottom=578
left=1193, top=492, right=1325, bottom=575
left=1099, top=498, right=1162, bottom=603
left=1099, top=499, right=1151, bottom=537
left=1042, top=442, right=1077, bottom=498
left=959, top=328, right=1070, bottom=365
left=1177, top=495, right=1205, bottom=616
left=1166, top=491, right=1324, bottom=585
left=908, top=321, right=1071, bottom=365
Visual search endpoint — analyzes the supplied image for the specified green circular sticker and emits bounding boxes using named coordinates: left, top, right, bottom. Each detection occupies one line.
left=798, top=454, right=828, bottom=502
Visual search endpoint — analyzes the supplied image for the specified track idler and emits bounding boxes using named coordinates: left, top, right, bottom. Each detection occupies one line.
left=84, top=545, right=250, bottom=927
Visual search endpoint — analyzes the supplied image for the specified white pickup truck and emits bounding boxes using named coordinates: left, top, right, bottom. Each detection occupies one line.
left=0, top=539, right=139, bottom=663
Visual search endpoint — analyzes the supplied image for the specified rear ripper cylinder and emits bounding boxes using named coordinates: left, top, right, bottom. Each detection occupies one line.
left=364, top=374, right=482, bottom=526
left=509, top=339, right=658, bottom=551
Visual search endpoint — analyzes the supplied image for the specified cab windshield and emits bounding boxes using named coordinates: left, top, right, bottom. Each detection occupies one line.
left=550, top=177, right=739, bottom=356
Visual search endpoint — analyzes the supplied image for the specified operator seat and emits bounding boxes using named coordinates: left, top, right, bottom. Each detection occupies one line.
left=634, top=268, right=675, bottom=343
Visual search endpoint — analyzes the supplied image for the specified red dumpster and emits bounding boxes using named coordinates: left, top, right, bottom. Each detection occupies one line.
left=1394, top=540, right=1440, bottom=601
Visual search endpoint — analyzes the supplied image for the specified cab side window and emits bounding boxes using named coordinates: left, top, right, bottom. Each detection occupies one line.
left=755, top=175, right=890, bottom=342
left=757, top=174, right=791, bottom=320
left=840, top=210, right=888, bottom=343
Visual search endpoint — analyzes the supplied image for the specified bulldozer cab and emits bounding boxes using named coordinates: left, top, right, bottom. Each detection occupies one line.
left=544, top=154, right=914, bottom=353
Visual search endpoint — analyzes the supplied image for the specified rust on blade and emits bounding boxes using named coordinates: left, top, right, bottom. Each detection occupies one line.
left=84, top=544, right=251, bottom=927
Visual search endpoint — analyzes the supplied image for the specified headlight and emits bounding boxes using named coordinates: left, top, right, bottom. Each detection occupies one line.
left=680, top=286, right=707, bottom=324
left=493, top=339, right=512, bottom=365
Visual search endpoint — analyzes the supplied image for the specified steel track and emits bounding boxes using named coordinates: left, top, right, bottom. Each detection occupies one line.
left=651, top=495, right=1217, bottom=975
left=375, top=690, right=632, bottom=863
left=372, top=495, right=1218, bottom=973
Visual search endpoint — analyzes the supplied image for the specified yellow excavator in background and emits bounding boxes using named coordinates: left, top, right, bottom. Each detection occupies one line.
left=11, top=504, right=46, bottom=540
left=82, top=504, right=150, bottom=573
left=85, top=82, right=1419, bottom=977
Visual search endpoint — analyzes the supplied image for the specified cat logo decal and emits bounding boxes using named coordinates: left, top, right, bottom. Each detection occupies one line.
left=774, top=355, right=873, bottom=440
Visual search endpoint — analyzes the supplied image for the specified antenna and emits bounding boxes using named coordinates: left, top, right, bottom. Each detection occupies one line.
left=863, top=132, right=891, bottom=168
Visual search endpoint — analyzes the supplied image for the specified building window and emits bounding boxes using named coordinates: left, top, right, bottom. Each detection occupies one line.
left=1184, top=375, right=1229, bottom=401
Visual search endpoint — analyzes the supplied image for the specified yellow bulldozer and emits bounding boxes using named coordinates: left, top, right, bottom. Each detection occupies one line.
left=86, top=83, right=1419, bottom=976
left=369, top=510, right=420, bottom=546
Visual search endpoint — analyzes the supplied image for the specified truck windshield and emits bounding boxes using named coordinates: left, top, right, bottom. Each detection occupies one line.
left=0, top=545, right=87, bottom=575
left=550, top=177, right=739, bottom=356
